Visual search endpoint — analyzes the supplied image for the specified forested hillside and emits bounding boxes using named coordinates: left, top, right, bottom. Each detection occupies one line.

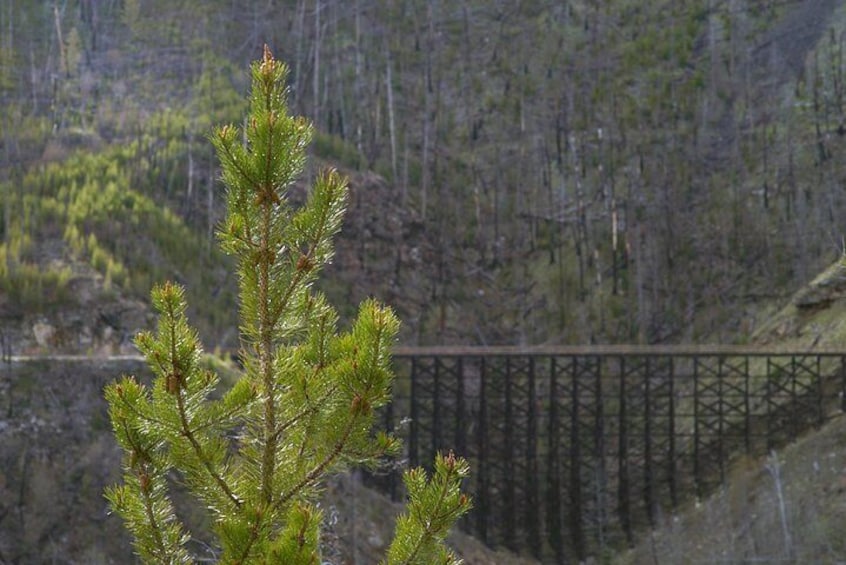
left=2, top=0, right=846, bottom=348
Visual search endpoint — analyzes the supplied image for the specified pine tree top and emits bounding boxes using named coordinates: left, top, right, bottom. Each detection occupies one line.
left=104, top=46, right=470, bottom=564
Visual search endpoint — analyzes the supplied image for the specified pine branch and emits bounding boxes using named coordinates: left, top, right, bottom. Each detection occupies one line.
left=138, top=470, right=170, bottom=560
left=112, top=389, right=175, bottom=432
left=154, top=283, right=242, bottom=511
left=398, top=469, right=456, bottom=565
left=271, top=390, right=335, bottom=442
left=258, top=190, right=277, bottom=507
left=174, top=383, right=242, bottom=509
left=268, top=171, right=346, bottom=326
left=235, top=413, right=357, bottom=564
left=384, top=452, right=472, bottom=565
left=106, top=400, right=192, bottom=563
left=215, top=136, right=261, bottom=195
left=274, top=416, right=356, bottom=513
left=255, top=46, right=284, bottom=510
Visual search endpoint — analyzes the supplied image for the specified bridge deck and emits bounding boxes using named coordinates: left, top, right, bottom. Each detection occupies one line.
left=393, top=345, right=846, bottom=357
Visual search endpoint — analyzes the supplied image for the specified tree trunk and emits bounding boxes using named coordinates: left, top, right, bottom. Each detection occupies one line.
left=385, top=50, right=397, bottom=182
left=312, top=0, right=321, bottom=126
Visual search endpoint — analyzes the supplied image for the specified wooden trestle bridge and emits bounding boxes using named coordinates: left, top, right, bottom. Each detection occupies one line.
left=366, top=346, right=846, bottom=564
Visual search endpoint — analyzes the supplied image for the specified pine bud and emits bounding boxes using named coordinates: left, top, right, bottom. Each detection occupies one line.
left=444, top=450, right=456, bottom=471
left=296, top=254, right=313, bottom=273
left=350, top=393, right=371, bottom=416
left=261, top=44, right=274, bottom=73
left=218, top=124, right=233, bottom=141
left=166, top=371, right=181, bottom=395
left=253, top=178, right=282, bottom=207
left=252, top=246, right=275, bottom=265
left=139, top=472, right=151, bottom=494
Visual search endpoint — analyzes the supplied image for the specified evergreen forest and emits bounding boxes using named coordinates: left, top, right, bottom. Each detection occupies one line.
left=3, top=0, right=846, bottom=347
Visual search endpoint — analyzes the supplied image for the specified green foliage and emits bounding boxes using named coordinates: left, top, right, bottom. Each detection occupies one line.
left=384, top=452, right=472, bottom=565
left=105, top=48, right=470, bottom=563
left=312, top=132, right=363, bottom=171
left=0, top=246, right=73, bottom=312
left=0, top=182, right=73, bottom=312
left=9, top=122, right=237, bottom=340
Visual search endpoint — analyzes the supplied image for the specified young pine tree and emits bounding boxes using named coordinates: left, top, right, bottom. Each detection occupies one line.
left=104, top=46, right=470, bottom=564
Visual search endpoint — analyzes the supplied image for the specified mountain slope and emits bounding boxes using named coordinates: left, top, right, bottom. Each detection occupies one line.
left=615, top=413, right=846, bottom=563
left=6, top=1, right=846, bottom=346
left=616, top=257, right=846, bottom=563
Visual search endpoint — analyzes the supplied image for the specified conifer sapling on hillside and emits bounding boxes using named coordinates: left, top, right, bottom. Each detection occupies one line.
left=104, top=45, right=471, bottom=564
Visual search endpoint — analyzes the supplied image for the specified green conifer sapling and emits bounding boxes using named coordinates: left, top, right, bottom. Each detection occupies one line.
left=104, top=46, right=470, bottom=564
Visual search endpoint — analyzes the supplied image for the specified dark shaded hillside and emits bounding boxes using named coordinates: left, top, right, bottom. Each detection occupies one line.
left=752, top=0, right=842, bottom=79
left=0, top=359, right=144, bottom=562
left=0, top=358, right=536, bottom=564
left=716, top=0, right=842, bottom=153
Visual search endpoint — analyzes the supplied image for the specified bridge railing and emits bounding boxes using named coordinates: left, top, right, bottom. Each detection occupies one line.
left=366, top=347, right=846, bottom=563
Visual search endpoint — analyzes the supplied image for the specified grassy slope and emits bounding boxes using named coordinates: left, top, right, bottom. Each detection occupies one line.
left=752, top=258, right=846, bottom=350
left=616, top=413, right=846, bottom=564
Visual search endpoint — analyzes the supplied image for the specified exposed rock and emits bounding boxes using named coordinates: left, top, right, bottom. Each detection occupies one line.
left=32, top=320, right=56, bottom=348
left=753, top=257, right=846, bottom=350
left=792, top=259, right=846, bottom=310
left=0, top=240, right=153, bottom=356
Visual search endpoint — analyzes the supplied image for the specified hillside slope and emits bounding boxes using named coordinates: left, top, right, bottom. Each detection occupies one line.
left=0, top=145, right=445, bottom=353
left=6, top=1, right=846, bottom=347
left=753, top=257, right=846, bottom=350
left=616, top=258, right=846, bottom=563
left=616, top=413, right=846, bottom=563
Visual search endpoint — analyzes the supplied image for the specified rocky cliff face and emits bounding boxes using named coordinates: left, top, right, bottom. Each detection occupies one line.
left=0, top=249, right=152, bottom=357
